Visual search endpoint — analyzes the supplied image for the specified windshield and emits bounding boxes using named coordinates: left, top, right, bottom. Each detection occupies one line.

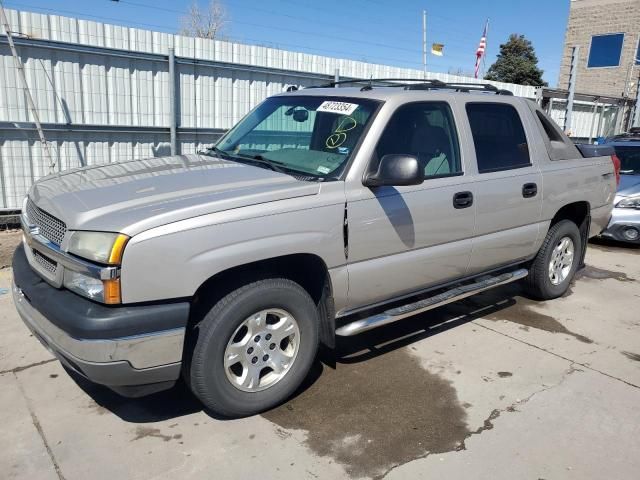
left=614, top=145, right=640, bottom=175
left=212, top=96, right=380, bottom=179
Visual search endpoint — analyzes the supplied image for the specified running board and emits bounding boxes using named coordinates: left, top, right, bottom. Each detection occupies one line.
left=335, top=268, right=528, bottom=337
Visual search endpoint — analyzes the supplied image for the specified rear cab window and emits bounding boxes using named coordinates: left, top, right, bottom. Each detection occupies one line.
left=466, top=103, right=531, bottom=173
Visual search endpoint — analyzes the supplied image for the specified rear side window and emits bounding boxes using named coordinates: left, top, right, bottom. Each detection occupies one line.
left=466, top=103, right=531, bottom=173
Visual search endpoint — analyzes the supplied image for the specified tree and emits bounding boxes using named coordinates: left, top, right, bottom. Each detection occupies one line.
left=180, top=0, right=228, bottom=40
left=485, top=34, right=547, bottom=87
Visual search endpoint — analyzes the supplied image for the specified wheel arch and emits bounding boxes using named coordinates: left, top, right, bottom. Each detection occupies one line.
left=549, top=201, right=591, bottom=268
left=189, top=253, right=336, bottom=349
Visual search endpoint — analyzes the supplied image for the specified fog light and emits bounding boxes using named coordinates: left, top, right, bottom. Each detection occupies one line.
left=622, top=227, right=639, bottom=241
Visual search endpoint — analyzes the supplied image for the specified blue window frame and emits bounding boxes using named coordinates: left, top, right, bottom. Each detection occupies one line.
left=636, top=38, right=640, bottom=65
left=588, top=33, right=625, bottom=68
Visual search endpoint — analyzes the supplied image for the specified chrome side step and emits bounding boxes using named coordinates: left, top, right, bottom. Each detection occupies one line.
left=335, top=268, right=528, bottom=337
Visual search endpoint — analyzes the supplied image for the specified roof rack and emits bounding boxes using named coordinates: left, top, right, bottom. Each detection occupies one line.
left=305, top=78, right=514, bottom=95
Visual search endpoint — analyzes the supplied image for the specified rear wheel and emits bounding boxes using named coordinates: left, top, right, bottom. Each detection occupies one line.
left=524, top=220, right=582, bottom=300
left=188, top=278, right=319, bottom=418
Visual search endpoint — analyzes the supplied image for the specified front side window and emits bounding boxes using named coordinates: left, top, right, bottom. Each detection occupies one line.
left=588, top=33, right=625, bottom=68
left=214, top=96, right=379, bottom=179
left=466, top=103, right=531, bottom=173
left=375, top=102, right=462, bottom=179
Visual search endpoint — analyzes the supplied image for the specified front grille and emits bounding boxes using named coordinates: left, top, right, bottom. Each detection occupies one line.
left=33, top=249, right=58, bottom=274
left=25, top=198, right=67, bottom=246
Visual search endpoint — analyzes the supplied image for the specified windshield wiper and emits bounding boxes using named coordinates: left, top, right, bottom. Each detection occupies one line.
left=203, top=146, right=235, bottom=160
left=232, top=154, right=292, bottom=175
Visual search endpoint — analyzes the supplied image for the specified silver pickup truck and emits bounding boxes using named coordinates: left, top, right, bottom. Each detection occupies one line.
left=12, top=80, right=618, bottom=417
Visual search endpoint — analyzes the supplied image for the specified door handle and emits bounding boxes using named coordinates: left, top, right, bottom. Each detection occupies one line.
left=522, top=183, right=538, bottom=198
left=453, top=191, right=473, bottom=209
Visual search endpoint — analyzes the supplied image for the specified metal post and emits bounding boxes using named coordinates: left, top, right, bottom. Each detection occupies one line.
left=168, top=47, right=177, bottom=156
left=422, top=10, right=427, bottom=79
left=564, top=46, right=579, bottom=136
left=0, top=2, right=55, bottom=172
left=588, top=99, right=600, bottom=144
left=634, top=71, right=640, bottom=128
left=334, top=68, right=339, bottom=88
left=596, top=104, right=605, bottom=140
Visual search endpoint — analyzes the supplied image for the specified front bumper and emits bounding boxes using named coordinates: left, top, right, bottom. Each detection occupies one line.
left=12, top=244, right=190, bottom=397
left=601, top=207, right=640, bottom=244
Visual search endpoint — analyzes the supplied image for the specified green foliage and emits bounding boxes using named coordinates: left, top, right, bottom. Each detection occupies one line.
left=485, top=34, right=547, bottom=87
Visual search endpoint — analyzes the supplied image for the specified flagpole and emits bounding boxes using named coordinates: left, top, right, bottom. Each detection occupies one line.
left=422, top=10, right=427, bottom=79
left=482, top=18, right=490, bottom=78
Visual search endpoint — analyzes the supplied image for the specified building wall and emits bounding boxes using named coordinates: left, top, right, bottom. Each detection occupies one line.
left=558, top=0, right=640, bottom=97
left=559, top=0, right=640, bottom=97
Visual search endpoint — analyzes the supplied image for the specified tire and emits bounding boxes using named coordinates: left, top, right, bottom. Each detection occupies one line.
left=524, top=219, right=582, bottom=300
left=188, top=278, right=319, bottom=418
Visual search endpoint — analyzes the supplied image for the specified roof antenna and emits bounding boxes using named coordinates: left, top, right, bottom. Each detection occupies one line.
left=361, top=74, right=374, bottom=92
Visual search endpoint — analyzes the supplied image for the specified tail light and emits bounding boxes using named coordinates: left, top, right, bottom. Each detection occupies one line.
left=611, top=154, right=621, bottom=186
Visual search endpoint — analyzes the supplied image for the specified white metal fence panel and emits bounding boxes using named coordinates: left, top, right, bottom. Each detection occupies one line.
left=0, top=8, right=538, bottom=210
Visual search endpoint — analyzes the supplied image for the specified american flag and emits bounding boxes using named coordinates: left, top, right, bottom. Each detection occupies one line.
left=475, top=21, right=488, bottom=79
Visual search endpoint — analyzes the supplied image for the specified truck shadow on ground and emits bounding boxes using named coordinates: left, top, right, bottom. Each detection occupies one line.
left=72, top=282, right=543, bottom=426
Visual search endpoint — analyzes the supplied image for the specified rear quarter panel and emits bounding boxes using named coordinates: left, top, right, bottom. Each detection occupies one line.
left=540, top=155, right=616, bottom=236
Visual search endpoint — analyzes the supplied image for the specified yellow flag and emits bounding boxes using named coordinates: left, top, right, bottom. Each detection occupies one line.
left=431, top=43, right=444, bottom=56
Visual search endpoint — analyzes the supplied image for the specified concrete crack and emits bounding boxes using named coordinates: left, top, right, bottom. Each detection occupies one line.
left=379, top=364, right=579, bottom=480
left=456, top=363, right=579, bottom=451
left=14, top=372, right=66, bottom=480
left=0, top=358, right=56, bottom=375
left=473, top=321, right=640, bottom=389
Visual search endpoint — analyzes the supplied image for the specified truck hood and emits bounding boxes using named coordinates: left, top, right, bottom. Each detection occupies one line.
left=30, top=154, right=320, bottom=235
left=617, top=174, right=640, bottom=197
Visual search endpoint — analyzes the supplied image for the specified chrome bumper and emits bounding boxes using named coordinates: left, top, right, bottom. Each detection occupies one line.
left=12, top=281, right=185, bottom=370
left=601, top=207, right=640, bottom=243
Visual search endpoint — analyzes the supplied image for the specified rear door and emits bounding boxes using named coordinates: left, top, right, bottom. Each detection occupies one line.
left=463, top=100, right=543, bottom=273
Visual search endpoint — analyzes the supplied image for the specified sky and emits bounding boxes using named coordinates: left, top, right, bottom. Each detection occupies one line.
left=2, top=0, right=571, bottom=86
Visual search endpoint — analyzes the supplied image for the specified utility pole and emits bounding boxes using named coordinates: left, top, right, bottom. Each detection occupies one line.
left=422, top=10, right=427, bottom=79
left=0, top=1, right=55, bottom=172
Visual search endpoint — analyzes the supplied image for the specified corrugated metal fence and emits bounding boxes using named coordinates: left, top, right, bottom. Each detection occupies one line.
left=0, top=8, right=537, bottom=210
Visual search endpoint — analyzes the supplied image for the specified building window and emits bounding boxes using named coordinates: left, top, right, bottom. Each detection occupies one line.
left=588, top=33, right=625, bottom=68
left=636, top=38, right=640, bottom=66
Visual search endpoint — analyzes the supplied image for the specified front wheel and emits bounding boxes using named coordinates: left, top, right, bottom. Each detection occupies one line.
left=524, top=219, right=582, bottom=300
left=188, top=278, right=319, bottom=418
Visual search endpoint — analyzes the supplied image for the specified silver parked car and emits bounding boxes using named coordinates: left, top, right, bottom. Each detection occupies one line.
left=12, top=79, right=618, bottom=417
left=602, top=131, right=640, bottom=243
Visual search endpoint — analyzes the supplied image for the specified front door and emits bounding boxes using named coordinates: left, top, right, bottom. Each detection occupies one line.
left=345, top=100, right=476, bottom=311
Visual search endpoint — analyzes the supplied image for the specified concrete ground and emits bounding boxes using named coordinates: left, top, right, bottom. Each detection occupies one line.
left=1, top=236, right=639, bottom=480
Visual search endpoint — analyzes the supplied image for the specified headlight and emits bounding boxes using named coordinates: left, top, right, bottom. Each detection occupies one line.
left=63, top=270, right=121, bottom=304
left=616, top=196, right=640, bottom=209
left=67, top=231, right=129, bottom=264
left=64, top=231, right=128, bottom=304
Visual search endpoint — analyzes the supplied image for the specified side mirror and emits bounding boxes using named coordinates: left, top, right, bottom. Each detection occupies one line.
left=364, top=154, right=423, bottom=187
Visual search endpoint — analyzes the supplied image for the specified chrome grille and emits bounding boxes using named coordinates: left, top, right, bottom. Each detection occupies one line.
left=25, top=198, right=67, bottom=246
left=33, top=249, right=58, bottom=274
